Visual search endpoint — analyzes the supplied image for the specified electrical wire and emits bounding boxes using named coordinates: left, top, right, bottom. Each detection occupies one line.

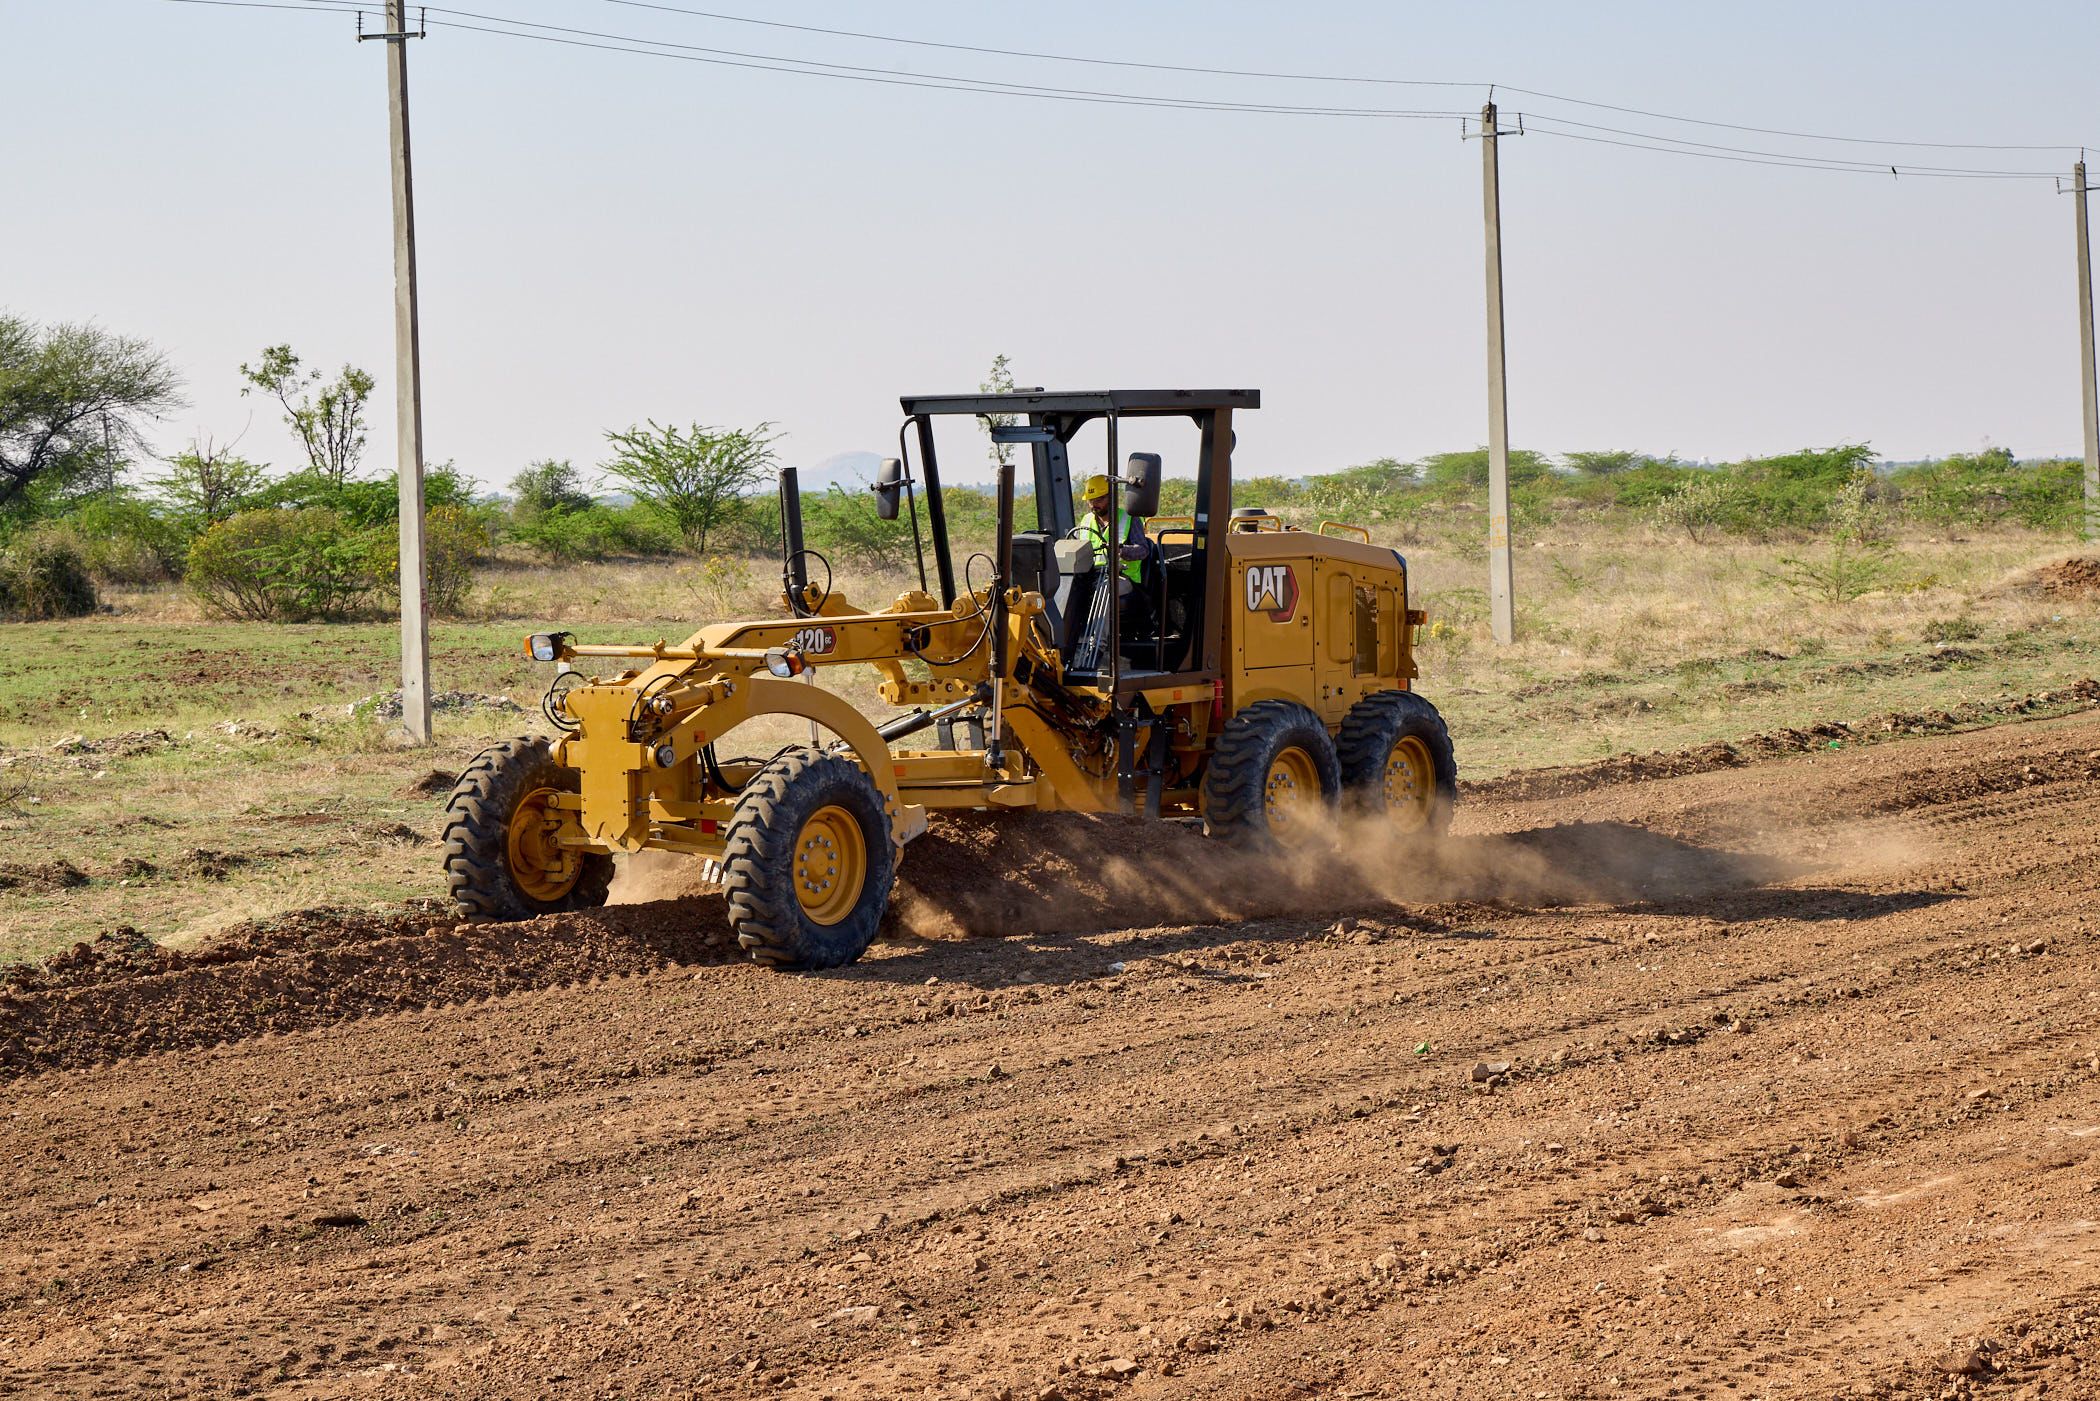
left=411, top=9, right=1471, bottom=119
left=1521, top=121, right=2061, bottom=181
left=598, top=0, right=1484, bottom=90
left=1497, top=84, right=2081, bottom=154
left=1516, top=114, right=2063, bottom=179
left=160, top=0, right=377, bottom=14
left=154, top=0, right=2090, bottom=165
left=426, top=4, right=1463, bottom=115
left=592, top=0, right=2085, bottom=153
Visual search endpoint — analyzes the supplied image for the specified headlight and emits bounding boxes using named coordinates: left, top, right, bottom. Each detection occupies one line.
left=764, top=647, right=806, bottom=678
left=526, top=631, right=569, bottom=663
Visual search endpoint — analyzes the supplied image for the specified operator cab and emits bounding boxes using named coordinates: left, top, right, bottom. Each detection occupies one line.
left=858, top=389, right=1256, bottom=701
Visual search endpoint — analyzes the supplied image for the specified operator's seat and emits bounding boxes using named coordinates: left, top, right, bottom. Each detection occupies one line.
left=1011, top=531, right=1097, bottom=657
left=1051, top=535, right=1095, bottom=654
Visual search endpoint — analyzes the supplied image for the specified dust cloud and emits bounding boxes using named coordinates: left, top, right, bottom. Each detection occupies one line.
left=887, top=809, right=1798, bottom=942
left=600, top=800, right=1888, bottom=943
left=609, top=849, right=719, bottom=905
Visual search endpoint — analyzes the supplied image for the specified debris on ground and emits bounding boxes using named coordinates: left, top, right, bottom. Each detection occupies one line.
left=347, top=690, right=524, bottom=723
left=0, top=859, right=89, bottom=891
left=1473, top=678, right=2100, bottom=801
left=2018, top=554, right=2100, bottom=598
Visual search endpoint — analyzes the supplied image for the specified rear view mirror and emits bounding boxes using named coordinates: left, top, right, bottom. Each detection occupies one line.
left=872, top=457, right=905, bottom=521
left=1124, top=452, right=1162, bottom=518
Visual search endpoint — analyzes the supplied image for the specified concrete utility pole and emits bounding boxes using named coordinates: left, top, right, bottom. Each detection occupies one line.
left=363, top=1, right=432, bottom=743
left=1480, top=101, right=1517, bottom=645
left=2076, top=160, right=2100, bottom=542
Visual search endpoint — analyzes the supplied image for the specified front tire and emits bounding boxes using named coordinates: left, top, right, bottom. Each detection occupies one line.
left=721, top=748, right=895, bottom=969
left=1337, top=691, right=1457, bottom=836
left=1201, top=699, right=1342, bottom=847
left=442, top=737, right=614, bottom=920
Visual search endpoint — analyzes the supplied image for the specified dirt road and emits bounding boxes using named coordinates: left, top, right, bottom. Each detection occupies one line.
left=4, top=712, right=2099, bottom=1400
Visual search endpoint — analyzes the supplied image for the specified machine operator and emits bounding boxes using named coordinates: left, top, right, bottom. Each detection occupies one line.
left=1080, top=472, right=1154, bottom=640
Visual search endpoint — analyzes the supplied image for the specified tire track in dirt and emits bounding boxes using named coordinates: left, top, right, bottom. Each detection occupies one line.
left=5, top=711, right=2100, bottom=1398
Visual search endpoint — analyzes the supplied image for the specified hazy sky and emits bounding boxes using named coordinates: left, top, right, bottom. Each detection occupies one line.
left=9, top=0, right=2100, bottom=491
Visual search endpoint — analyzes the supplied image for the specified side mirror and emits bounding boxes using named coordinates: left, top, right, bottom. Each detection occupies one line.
left=1124, top=452, right=1162, bottom=517
left=872, top=457, right=905, bottom=521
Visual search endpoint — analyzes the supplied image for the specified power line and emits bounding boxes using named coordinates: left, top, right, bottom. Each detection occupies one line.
left=217, top=0, right=1470, bottom=118
left=416, top=4, right=1469, bottom=118
left=592, top=0, right=2086, bottom=154
left=598, top=0, right=1485, bottom=91
left=1519, top=115, right=2063, bottom=180
left=1522, top=123, right=2059, bottom=181
left=154, top=0, right=2091, bottom=163
left=411, top=10, right=1476, bottom=119
left=162, top=0, right=377, bottom=14
left=1497, top=84, right=2080, bottom=154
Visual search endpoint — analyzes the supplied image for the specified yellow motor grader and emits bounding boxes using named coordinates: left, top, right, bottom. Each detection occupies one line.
left=442, top=389, right=1455, bottom=967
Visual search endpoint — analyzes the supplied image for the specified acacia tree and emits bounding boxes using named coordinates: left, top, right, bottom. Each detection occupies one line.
left=239, top=343, right=374, bottom=486
left=0, top=313, right=182, bottom=510
left=1564, top=449, right=1657, bottom=476
left=509, top=459, right=594, bottom=520
left=601, top=420, right=777, bottom=551
left=154, top=436, right=270, bottom=526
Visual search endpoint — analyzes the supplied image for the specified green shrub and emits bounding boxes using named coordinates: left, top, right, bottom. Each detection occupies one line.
left=259, top=463, right=489, bottom=531
left=1717, top=444, right=1878, bottom=534
left=803, top=483, right=915, bottom=569
left=1888, top=449, right=2081, bottom=531
left=187, top=507, right=382, bottom=621
left=1651, top=472, right=1740, bottom=542
left=508, top=502, right=681, bottom=562
left=53, top=494, right=188, bottom=584
left=1767, top=471, right=1899, bottom=602
left=358, top=504, right=489, bottom=616
left=0, top=530, right=99, bottom=619
left=509, top=459, right=594, bottom=519
left=1419, top=449, right=1552, bottom=495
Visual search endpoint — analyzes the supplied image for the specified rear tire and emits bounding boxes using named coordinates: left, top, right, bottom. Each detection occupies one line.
left=1201, top=699, right=1341, bottom=846
left=442, top=737, right=614, bottom=921
left=1337, top=691, right=1457, bottom=836
left=721, top=748, right=895, bottom=970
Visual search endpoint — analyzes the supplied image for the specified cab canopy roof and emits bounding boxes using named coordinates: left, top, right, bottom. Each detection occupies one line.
left=898, top=389, right=1259, bottom=417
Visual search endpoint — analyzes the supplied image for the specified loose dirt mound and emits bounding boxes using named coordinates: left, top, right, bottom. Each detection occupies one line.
left=1471, top=677, right=2100, bottom=802
left=0, top=898, right=739, bottom=1078
left=2026, top=554, right=2100, bottom=597
left=399, top=767, right=459, bottom=797
left=0, top=859, right=89, bottom=891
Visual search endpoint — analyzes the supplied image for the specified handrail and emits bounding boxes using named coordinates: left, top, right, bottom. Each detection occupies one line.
left=1318, top=520, right=1371, bottom=542
left=1150, top=514, right=1197, bottom=540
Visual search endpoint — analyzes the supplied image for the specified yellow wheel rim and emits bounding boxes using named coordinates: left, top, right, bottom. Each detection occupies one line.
left=1263, top=745, right=1323, bottom=840
left=794, top=804, right=868, bottom=926
left=1383, top=736, right=1436, bottom=832
left=507, top=787, right=580, bottom=901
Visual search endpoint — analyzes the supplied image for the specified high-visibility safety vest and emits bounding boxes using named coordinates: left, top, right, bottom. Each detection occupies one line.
left=1082, top=510, right=1144, bottom=586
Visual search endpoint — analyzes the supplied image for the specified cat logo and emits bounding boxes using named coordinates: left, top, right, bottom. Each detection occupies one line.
left=1244, top=563, right=1298, bottom=622
left=788, top=625, right=837, bottom=655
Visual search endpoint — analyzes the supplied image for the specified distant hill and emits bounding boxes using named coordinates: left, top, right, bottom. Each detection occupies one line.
left=797, top=451, right=884, bottom=490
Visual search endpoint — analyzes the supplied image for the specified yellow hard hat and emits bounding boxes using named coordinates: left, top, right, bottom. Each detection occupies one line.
left=1081, top=473, right=1112, bottom=501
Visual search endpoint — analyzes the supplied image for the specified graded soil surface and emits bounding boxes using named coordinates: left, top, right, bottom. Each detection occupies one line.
left=5, top=714, right=2100, bottom=1399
